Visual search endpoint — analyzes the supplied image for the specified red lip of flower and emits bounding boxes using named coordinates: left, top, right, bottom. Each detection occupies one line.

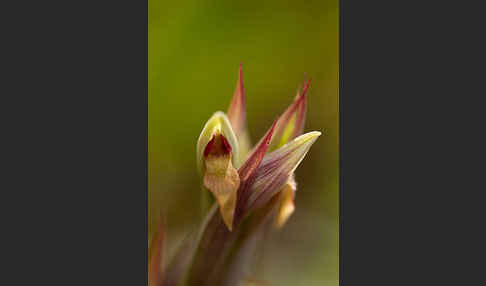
left=150, top=64, right=321, bottom=286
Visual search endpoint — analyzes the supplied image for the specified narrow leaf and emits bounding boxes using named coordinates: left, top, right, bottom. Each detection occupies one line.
left=149, top=221, right=166, bottom=286
left=185, top=204, right=238, bottom=286
left=222, top=193, right=281, bottom=286
left=185, top=192, right=281, bottom=286
left=163, top=206, right=218, bottom=286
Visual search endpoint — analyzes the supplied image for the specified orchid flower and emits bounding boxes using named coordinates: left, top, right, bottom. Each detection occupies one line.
left=150, top=65, right=321, bottom=286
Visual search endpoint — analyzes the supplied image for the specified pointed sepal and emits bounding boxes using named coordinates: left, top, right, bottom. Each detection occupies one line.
left=228, top=64, right=252, bottom=160
left=268, top=79, right=310, bottom=151
left=246, top=131, right=321, bottom=213
left=234, top=119, right=277, bottom=226
left=238, top=119, right=277, bottom=182
left=228, top=64, right=246, bottom=136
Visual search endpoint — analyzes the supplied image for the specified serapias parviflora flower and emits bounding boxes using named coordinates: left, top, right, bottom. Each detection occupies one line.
left=152, top=65, right=322, bottom=286
left=196, top=64, right=320, bottom=231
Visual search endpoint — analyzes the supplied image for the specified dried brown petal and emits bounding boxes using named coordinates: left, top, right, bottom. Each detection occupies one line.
left=275, top=175, right=296, bottom=228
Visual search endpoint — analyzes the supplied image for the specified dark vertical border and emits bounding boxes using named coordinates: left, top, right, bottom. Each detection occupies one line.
left=4, top=0, right=149, bottom=284
left=339, top=0, right=465, bottom=284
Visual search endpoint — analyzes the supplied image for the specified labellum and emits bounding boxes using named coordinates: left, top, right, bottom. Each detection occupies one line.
left=202, top=132, right=240, bottom=230
left=197, top=111, right=240, bottom=230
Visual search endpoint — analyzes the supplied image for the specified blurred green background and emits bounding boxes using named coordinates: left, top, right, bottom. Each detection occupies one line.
left=149, top=0, right=338, bottom=285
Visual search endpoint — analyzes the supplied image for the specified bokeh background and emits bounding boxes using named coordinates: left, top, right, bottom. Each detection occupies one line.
left=149, top=0, right=338, bottom=285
